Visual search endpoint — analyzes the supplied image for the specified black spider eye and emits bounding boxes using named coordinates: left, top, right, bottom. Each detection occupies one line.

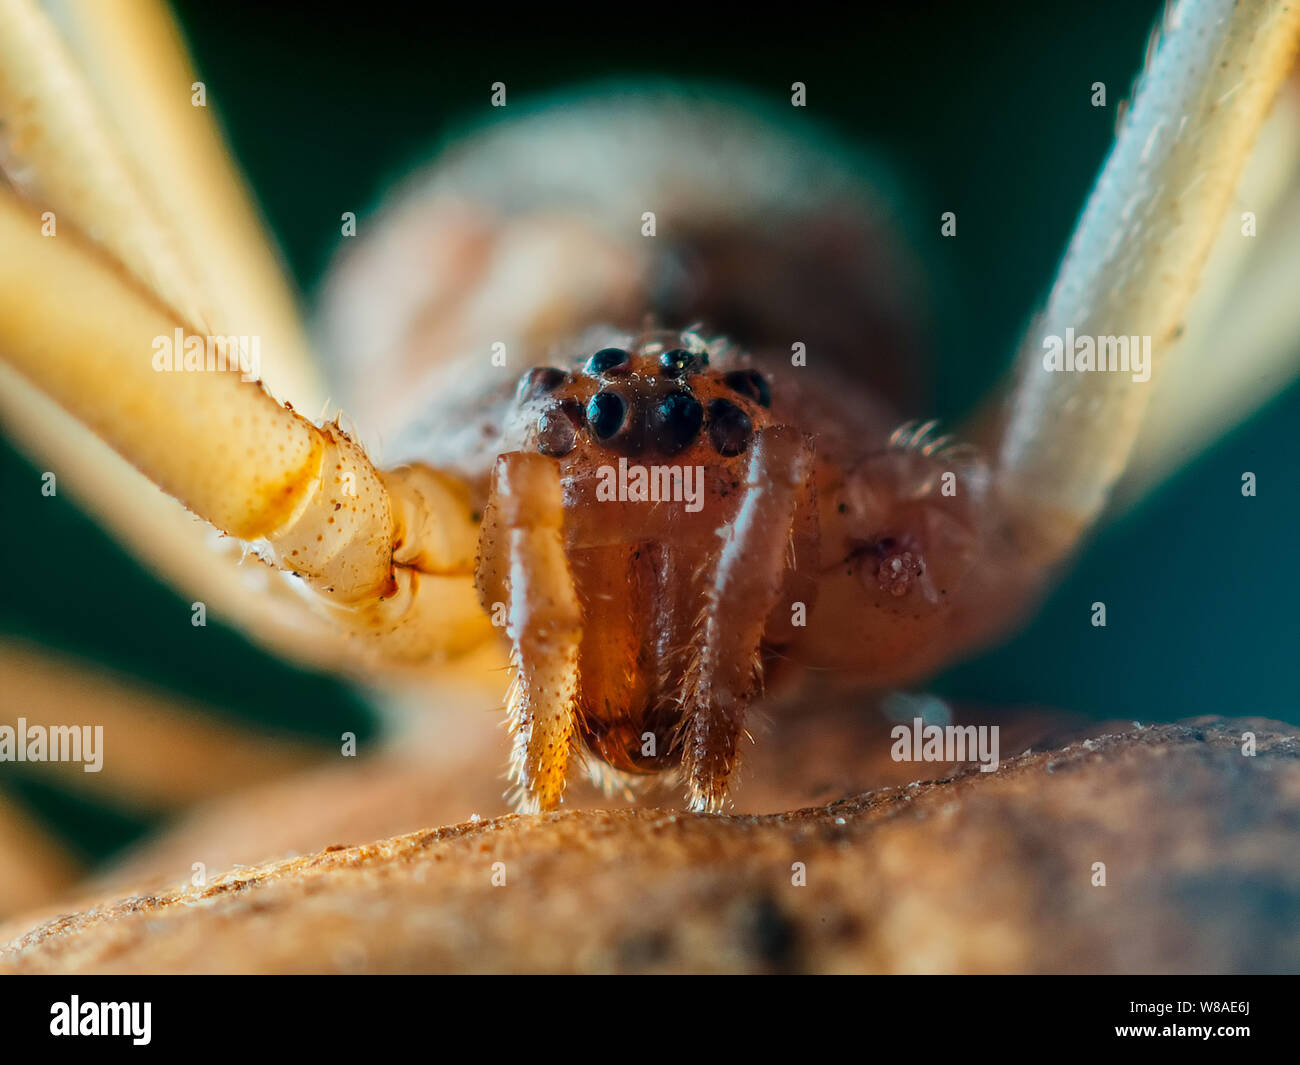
left=536, top=400, right=582, bottom=457
left=585, top=347, right=631, bottom=375
left=651, top=389, right=703, bottom=454
left=659, top=347, right=708, bottom=377
left=723, top=369, right=771, bottom=408
left=516, top=366, right=567, bottom=403
left=707, top=398, right=753, bottom=456
left=586, top=390, right=627, bottom=440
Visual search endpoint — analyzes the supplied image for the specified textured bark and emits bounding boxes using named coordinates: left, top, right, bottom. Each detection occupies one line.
left=2, top=716, right=1296, bottom=973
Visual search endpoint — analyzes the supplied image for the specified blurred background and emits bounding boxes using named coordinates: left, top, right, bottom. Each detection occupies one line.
left=0, top=0, right=1295, bottom=877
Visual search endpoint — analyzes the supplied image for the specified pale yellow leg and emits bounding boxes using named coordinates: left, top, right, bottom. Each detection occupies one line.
left=0, top=191, right=492, bottom=661
left=51, top=0, right=324, bottom=409
left=0, top=640, right=325, bottom=810
left=1117, top=78, right=1300, bottom=507
left=995, top=0, right=1300, bottom=561
left=0, top=362, right=367, bottom=675
left=0, top=0, right=387, bottom=670
left=0, top=190, right=391, bottom=593
left=0, top=0, right=320, bottom=408
left=0, top=0, right=205, bottom=329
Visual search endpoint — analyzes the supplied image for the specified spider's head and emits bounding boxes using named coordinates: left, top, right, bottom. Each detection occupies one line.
left=497, top=330, right=795, bottom=779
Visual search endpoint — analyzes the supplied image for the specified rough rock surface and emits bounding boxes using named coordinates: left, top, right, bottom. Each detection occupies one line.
left=2, top=717, right=1297, bottom=973
left=72, top=696, right=1073, bottom=899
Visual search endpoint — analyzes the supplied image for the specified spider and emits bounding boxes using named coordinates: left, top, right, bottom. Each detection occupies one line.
left=0, top=0, right=1297, bottom=824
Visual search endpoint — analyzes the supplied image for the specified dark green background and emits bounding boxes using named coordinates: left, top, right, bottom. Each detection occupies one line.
left=1, top=2, right=1295, bottom=862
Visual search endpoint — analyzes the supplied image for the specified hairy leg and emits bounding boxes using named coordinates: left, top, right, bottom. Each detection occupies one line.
left=680, top=426, right=814, bottom=812
left=480, top=453, right=584, bottom=812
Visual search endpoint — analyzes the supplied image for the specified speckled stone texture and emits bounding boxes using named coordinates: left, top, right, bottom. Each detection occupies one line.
left=1, top=717, right=1297, bottom=973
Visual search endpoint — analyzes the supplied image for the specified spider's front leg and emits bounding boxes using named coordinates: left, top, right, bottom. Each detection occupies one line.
left=679, top=426, right=815, bottom=813
left=478, top=453, right=584, bottom=813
